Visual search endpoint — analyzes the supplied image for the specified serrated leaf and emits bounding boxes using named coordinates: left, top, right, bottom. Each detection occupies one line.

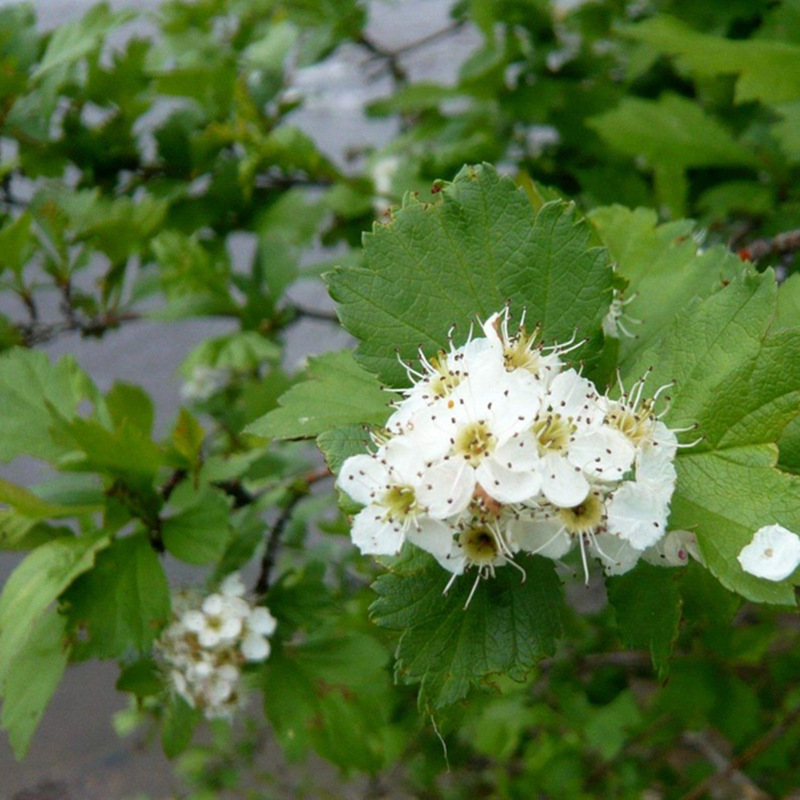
left=0, top=531, right=108, bottom=688
left=263, top=633, right=393, bottom=770
left=327, top=163, right=613, bottom=387
left=63, top=533, right=170, bottom=659
left=371, top=550, right=563, bottom=708
left=607, top=564, right=682, bottom=678
left=1, top=608, right=68, bottom=759
left=0, top=349, right=96, bottom=463
left=627, top=272, right=800, bottom=603
left=317, top=424, right=374, bottom=473
left=246, top=350, right=397, bottom=440
left=589, top=206, right=743, bottom=368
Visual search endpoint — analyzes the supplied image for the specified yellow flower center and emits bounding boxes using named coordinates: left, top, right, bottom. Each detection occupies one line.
left=558, top=493, right=604, bottom=535
left=459, top=526, right=499, bottom=566
left=454, top=421, right=495, bottom=466
left=606, top=402, right=655, bottom=446
left=533, top=414, right=575, bottom=455
left=383, top=485, right=418, bottom=521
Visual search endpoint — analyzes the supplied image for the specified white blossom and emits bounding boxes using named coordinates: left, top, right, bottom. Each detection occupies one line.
left=738, top=525, right=800, bottom=581
left=156, top=573, right=277, bottom=719
left=335, top=308, right=694, bottom=600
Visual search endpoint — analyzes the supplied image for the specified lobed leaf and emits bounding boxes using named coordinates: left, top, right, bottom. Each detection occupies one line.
left=327, top=163, right=613, bottom=387
left=371, top=549, right=563, bottom=708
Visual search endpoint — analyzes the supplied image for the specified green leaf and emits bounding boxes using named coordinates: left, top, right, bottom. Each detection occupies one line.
left=263, top=632, right=393, bottom=770
left=161, top=483, right=231, bottom=565
left=626, top=15, right=800, bottom=105
left=327, top=163, right=614, bottom=387
left=1, top=608, right=68, bottom=759
left=246, top=350, right=397, bottom=440
left=0, top=477, right=102, bottom=519
left=672, top=448, right=799, bottom=604
left=0, top=532, right=108, bottom=688
left=588, top=94, right=756, bottom=215
left=32, top=3, right=134, bottom=81
left=627, top=272, right=800, bottom=603
left=0, top=349, right=96, bottom=463
left=589, top=205, right=744, bottom=368
left=371, top=549, right=563, bottom=708
left=161, top=693, right=201, bottom=759
left=63, top=533, right=170, bottom=659
left=607, top=564, right=682, bottom=678
left=172, top=408, right=205, bottom=467
left=317, top=424, right=374, bottom=473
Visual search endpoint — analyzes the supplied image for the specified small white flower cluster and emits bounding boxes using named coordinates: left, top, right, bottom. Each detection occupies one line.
left=338, top=309, right=689, bottom=602
left=180, top=365, right=231, bottom=403
left=156, top=573, right=276, bottom=719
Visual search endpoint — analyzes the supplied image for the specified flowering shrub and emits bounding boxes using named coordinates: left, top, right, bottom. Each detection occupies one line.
left=2, top=1, right=800, bottom=798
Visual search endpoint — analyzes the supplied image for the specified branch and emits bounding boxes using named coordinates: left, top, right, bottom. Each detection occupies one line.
left=18, top=309, right=141, bottom=347
left=678, top=703, right=800, bottom=800
left=255, top=466, right=332, bottom=596
left=737, top=228, right=800, bottom=262
left=358, top=33, right=409, bottom=84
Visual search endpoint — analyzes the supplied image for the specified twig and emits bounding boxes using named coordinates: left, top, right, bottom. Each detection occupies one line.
left=255, top=466, right=331, bottom=596
left=358, top=33, right=409, bottom=84
left=18, top=309, right=141, bottom=347
left=678, top=703, right=800, bottom=800
left=737, top=228, right=800, bottom=262
left=287, top=304, right=339, bottom=323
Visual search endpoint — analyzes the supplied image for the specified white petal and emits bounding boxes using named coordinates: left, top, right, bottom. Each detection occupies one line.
left=407, top=518, right=456, bottom=560
left=336, top=453, right=389, bottom=506
left=591, top=532, right=641, bottom=575
left=738, top=524, right=800, bottom=581
left=241, top=632, right=271, bottom=662
left=476, top=457, right=541, bottom=504
left=606, top=482, right=668, bottom=549
left=509, top=517, right=572, bottom=559
left=545, top=369, right=598, bottom=422
left=571, top=426, right=636, bottom=482
left=181, top=610, right=206, bottom=633
left=417, top=459, right=474, bottom=517
left=247, top=606, right=277, bottom=636
left=219, top=572, right=246, bottom=598
left=643, top=529, right=696, bottom=567
left=202, top=594, right=224, bottom=616
left=540, top=452, right=590, bottom=508
left=350, top=504, right=405, bottom=555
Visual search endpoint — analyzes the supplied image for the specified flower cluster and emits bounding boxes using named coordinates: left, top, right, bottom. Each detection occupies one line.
left=338, top=309, right=689, bottom=601
left=156, top=573, right=276, bottom=719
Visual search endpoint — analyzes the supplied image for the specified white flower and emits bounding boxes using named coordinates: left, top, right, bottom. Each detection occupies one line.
left=240, top=606, right=277, bottom=662
left=737, top=524, right=800, bottom=581
left=524, top=369, right=634, bottom=507
left=337, top=438, right=469, bottom=557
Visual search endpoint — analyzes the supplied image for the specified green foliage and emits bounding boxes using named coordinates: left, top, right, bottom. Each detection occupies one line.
left=372, top=549, right=563, bottom=708
left=246, top=350, right=397, bottom=439
left=2, top=1, right=800, bottom=797
left=328, top=164, right=613, bottom=386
